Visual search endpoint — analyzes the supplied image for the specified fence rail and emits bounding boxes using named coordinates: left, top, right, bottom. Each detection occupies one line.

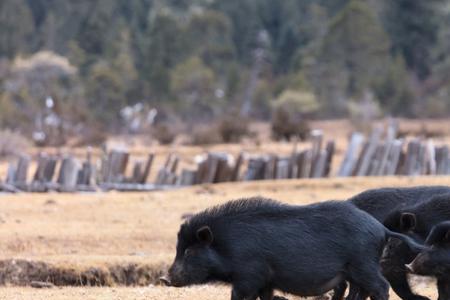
left=1, top=123, right=450, bottom=193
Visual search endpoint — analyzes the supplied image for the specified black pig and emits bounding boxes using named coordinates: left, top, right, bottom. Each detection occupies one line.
left=163, top=197, right=425, bottom=300
left=332, top=186, right=450, bottom=300
left=406, top=221, right=450, bottom=300
left=383, top=194, right=450, bottom=300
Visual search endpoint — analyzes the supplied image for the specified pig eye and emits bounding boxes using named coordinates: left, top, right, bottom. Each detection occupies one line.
left=184, top=248, right=192, bottom=256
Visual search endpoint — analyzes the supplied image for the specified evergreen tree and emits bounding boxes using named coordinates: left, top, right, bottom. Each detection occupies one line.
left=141, top=11, right=187, bottom=100
left=0, top=0, right=34, bottom=58
left=384, top=0, right=446, bottom=80
left=312, top=0, right=391, bottom=113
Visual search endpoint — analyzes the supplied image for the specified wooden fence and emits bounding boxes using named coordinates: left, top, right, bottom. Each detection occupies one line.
left=1, top=125, right=449, bottom=193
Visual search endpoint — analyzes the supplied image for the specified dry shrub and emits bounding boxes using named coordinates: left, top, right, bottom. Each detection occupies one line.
left=151, top=124, right=177, bottom=145
left=72, top=124, right=108, bottom=147
left=216, top=115, right=250, bottom=143
left=0, top=130, right=30, bottom=158
left=190, top=126, right=222, bottom=145
left=271, top=89, right=317, bottom=141
left=0, top=259, right=166, bottom=287
left=271, top=108, right=310, bottom=141
left=189, top=115, right=250, bottom=145
left=398, top=123, right=445, bottom=139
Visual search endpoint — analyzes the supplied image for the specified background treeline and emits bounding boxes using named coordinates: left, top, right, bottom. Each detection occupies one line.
left=0, top=0, right=450, bottom=140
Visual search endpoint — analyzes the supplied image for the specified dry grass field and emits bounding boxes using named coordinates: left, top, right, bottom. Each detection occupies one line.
left=0, top=175, right=447, bottom=299
left=0, top=119, right=448, bottom=299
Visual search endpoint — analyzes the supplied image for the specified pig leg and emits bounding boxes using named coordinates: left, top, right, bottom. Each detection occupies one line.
left=345, top=284, right=367, bottom=300
left=437, top=278, right=450, bottom=300
left=347, top=263, right=389, bottom=300
left=257, top=286, right=289, bottom=300
left=231, top=277, right=265, bottom=300
left=332, top=281, right=348, bottom=300
left=231, top=288, right=257, bottom=300
left=383, top=269, right=430, bottom=300
left=381, top=242, right=430, bottom=300
left=258, top=287, right=274, bottom=300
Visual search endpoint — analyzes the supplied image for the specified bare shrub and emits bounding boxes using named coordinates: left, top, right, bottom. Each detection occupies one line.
left=190, top=126, right=222, bottom=145
left=398, top=123, right=445, bottom=139
left=271, top=108, right=310, bottom=141
left=151, top=124, right=177, bottom=145
left=0, top=130, right=30, bottom=158
left=217, top=115, right=250, bottom=143
left=73, top=126, right=108, bottom=147
left=271, top=90, right=317, bottom=141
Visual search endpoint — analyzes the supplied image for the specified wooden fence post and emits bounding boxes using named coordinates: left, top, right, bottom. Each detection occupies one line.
left=338, top=132, right=365, bottom=176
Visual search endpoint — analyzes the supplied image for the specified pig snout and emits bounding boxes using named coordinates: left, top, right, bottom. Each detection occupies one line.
left=164, top=263, right=187, bottom=287
left=405, top=263, right=415, bottom=273
left=159, top=276, right=171, bottom=286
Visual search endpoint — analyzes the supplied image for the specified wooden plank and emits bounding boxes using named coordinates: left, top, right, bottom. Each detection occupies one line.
left=131, top=162, right=143, bottom=183
left=169, top=155, right=179, bottom=173
left=215, top=155, right=232, bottom=183
left=33, top=153, right=49, bottom=182
left=58, top=157, right=79, bottom=192
left=14, top=155, right=30, bottom=184
left=196, top=156, right=209, bottom=184
left=99, top=183, right=172, bottom=192
left=276, top=158, right=290, bottom=179
left=309, top=129, right=323, bottom=177
left=155, top=168, right=168, bottom=185
left=418, top=143, right=427, bottom=175
left=5, top=163, right=16, bottom=184
left=106, top=150, right=129, bottom=183
left=338, top=132, right=365, bottom=177
left=205, top=154, right=220, bottom=183
left=264, top=155, right=278, bottom=180
left=436, top=146, right=449, bottom=175
left=355, top=126, right=383, bottom=176
left=324, top=141, right=335, bottom=177
left=43, top=157, right=57, bottom=182
left=384, top=140, right=403, bottom=176
left=290, top=154, right=299, bottom=179
left=402, top=139, right=421, bottom=175
left=426, top=140, right=436, bottom=175
left=295, top=151, right=305, bottom=178
left=312, top=150, right=327, bottom=178
left=299, top=150, right=313, bottom=178
left=231, top=153, right=244, bottom=182
left=178, top=169, right=198, bottom=186
left=139, top=154, right=154, bottom=184
left=77, top=161, right=95, bottom=186
left=244, top=158, right=265, bottom=181
left=376, top=141, right=393, bottom=176
left=352, top=142, right=368, bottom=176
left=368, top=144, right=384, bottom=176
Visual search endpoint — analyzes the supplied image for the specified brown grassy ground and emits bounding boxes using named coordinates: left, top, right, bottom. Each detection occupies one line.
left=0, top=175, right=446, bottom=299
left=0, top=283, right=437, bottom=300
left=0, top=119, right=449, bottom=299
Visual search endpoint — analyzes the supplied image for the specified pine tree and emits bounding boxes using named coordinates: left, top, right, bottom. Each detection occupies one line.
left=312, top=0, right=391, bottom=114
left=0, top=0, right=34, bottom=58
left=384, top=0, right=446, bottom=80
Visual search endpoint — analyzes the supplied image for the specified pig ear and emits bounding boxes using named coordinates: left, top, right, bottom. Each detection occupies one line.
left=426, top=223, right=450, bottom=245
left=196, top=226, right=213, bottom=245
left=400, top=213, right=416, bottom=231
left=445, top=230, right=450, bottom=243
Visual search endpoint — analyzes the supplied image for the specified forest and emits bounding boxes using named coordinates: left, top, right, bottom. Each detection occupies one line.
left=0, top=0, right=450, bottom=142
